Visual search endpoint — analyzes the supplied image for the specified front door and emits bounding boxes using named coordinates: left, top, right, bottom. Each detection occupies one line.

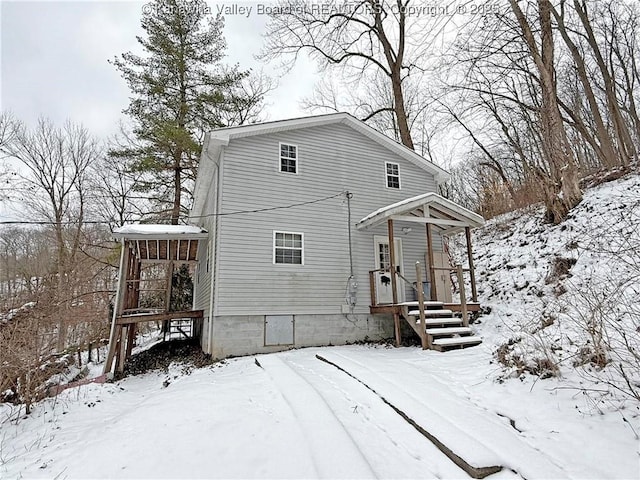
left=373, top=236, right=404, bottom=304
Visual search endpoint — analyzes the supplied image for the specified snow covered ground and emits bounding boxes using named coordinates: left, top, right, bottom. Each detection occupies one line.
left=2, top=174, right=640, bottom=479
left=1, top=345, right=638, bottom=479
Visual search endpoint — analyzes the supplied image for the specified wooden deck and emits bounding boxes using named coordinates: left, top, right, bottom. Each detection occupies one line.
left=116, top=309, right=204, bottom=325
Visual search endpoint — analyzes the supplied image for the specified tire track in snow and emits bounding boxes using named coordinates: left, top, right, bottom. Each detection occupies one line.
left=257, top=354, right=377, bottom=479
left=277, top=352, right=471, bottom=479
left=318, top=351, right=568, bottom=479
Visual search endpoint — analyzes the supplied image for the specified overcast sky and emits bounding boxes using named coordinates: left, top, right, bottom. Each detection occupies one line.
left=0, top=0, right=317, bottom=138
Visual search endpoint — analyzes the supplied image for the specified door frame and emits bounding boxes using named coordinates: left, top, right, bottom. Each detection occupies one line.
left=373, top=235, right=404, bottom=304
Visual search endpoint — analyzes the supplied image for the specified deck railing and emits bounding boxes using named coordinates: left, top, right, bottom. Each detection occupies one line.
left=369, top=268, right=428, bottom=307
left=369, top=263, right=472, bottom=327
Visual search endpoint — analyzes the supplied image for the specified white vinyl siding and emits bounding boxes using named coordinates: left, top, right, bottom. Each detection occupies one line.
left=385, top=161, right=400, bottom=189
left=273, top=231, right=304, bottom=264
left=279, top=143, right=298, bottom=174
left=212, top=122, right=441, bottom=316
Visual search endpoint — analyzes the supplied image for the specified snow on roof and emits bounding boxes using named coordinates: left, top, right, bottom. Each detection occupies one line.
left=357, top=192, right=484, bottom=232
left=112, top=224, right=208, bottom=239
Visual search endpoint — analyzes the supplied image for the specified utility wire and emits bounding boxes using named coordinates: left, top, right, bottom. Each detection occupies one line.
left=0, top=191, right=348, bottom=226
left=189, top=191, right=347, bottom=219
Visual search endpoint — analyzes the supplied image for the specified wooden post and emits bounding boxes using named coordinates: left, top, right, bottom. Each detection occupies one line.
left=125, top=323, right=136, bottom=359
left=456, top=264, right=469, bottom=327
left=388, top=219, right=401, bottom=347
left=415, top=262, right=429, bottom=350
left=369, top=271, right=377, bottom=307
left=426, top=223, right=437, bottom=301
left=104, top=240, right=130, bottom=374
left=388, top=219, right=398, bottom=305
left=163, top=262, right=175, bottom=340
left=465, top=227, right=478, bottom=303
left=116, top=326, right=128, bottom=373
left=165, top=262, right=174, bottom=311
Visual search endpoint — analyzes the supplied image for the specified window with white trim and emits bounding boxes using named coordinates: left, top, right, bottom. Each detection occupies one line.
left=279, top=143, right=298, bottom=174
left=385, top=162, right=400, bottom=189
left=273, top=231, right=303, bottom=264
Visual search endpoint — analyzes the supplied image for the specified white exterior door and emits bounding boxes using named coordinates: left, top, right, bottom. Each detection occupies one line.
left=373, top=236, right=404, bottom=304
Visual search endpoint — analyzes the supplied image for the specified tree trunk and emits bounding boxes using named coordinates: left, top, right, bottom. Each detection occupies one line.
left=574, top=0, right=637, bottom=166
left=510, top=0, right=582, bottom=223
left=552, top=3, right=618, bottom=168
left=171, top=152, right=181, bottom=225
left=391, top=67, right=414, bottom=150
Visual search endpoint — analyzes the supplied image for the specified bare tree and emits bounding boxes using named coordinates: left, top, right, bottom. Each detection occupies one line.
left=0, top=112, right=17, bottom=150
left=4, top=118, right=100, bottom=349
left=507, top=0, right=582, bottom=223
left=217, top=70, right=276, bottom=127
left=261, top=0, right=452, bottom=149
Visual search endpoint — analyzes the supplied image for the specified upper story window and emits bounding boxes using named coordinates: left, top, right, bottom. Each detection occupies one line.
left=386, top=162, right=400, bottom=189
left=274, top=231, right=304, bottom=265
left=280, top=143, right=298, bottom=174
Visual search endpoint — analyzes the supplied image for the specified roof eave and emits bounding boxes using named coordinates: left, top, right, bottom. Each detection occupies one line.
left=113, top=232, right=210, bottom=241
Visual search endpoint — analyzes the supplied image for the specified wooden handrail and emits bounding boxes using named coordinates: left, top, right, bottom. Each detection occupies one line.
left=455, top=265, right=469, bottom=327
left=432, top=266, right=471, bottom=272
left=397, top=271, right=420, bottom=293
left=370, top=264, right=478, bottom=306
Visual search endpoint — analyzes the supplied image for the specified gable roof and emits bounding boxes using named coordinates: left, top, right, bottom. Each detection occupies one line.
left=356, top=192, right=484, bottom=235
left=191, top=113, right=450, bottom=218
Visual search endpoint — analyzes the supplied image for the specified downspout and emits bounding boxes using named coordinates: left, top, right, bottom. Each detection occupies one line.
left=207, top=150, right=224, bottom=354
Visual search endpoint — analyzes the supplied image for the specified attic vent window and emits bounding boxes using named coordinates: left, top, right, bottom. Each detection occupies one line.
left=279, top=143, right=298, bottom=174
left=386, top=162, right=400, bottom=189
left=274, top=231, right=303, bottom=265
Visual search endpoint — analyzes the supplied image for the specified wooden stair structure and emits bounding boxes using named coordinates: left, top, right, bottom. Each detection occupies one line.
left=103, top=225, right=208, bottom=374
left=357, top=194, right=485, bottom=352
left=398, top=301, right=481, bottom=351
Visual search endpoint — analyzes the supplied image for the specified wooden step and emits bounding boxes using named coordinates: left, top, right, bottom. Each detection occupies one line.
left=432, top=336, right=482, bottom=351
left=425, top=326, right=473, bottom=336
left=408, top=309, right=454, bottom=317
left=398, top=301, right=443, bottom=308
left=415, top=317, right=462, bottom=326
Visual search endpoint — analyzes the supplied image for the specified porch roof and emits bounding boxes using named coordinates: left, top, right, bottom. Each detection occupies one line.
left=356, top=193, right=484, bottom=235
left=112, top=224, right=208, bottom=262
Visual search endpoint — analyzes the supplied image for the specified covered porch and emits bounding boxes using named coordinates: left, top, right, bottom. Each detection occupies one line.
left=103, top=224, right=208, bottom=374
left=356, top=193, right=485, bottom=349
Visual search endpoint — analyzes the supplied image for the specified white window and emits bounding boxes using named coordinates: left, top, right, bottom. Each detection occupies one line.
left=273, top=231, right=304, bottom=265
left=385, top=162, right=400, bottom=189
left=279, top=143, right=298, bottom=174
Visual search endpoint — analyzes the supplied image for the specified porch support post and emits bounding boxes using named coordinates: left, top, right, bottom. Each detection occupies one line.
left=163, top=262, right=175, bottom=340
left=388, top=219, right=398, bottom=305
left=465, top=227, right=478, bottom=303
left=426, top=223, right=437, bottom=301
left=104, top=239, right=130, bottom=374
left=388, top=219, right=401, bottom=346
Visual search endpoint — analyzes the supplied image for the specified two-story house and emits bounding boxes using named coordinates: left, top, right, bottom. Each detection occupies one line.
left=188, top=113, right=484, bottom=359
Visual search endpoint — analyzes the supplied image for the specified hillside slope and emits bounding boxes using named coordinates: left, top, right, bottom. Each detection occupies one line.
left=452, top=173, right=640, bottom=406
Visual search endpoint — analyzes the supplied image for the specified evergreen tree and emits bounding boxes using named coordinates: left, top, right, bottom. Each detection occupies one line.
left=112, top=0, right=258, bottom=224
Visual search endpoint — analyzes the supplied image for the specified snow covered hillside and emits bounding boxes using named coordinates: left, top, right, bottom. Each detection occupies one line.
left=452, top=173, right=640, bottom=406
